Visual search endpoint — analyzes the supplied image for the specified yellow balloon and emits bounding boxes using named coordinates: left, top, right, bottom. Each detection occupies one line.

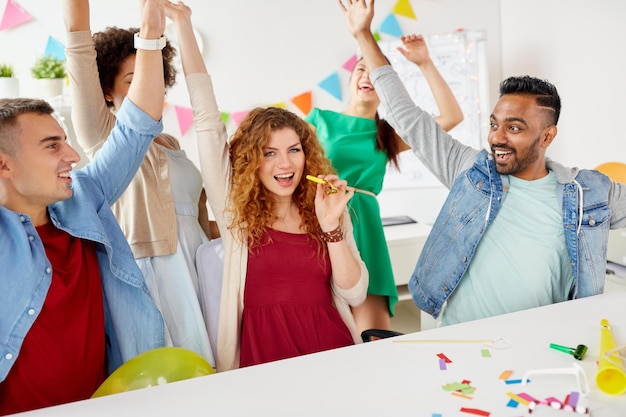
left=92, top=347, right=214, bottom=398
left=595, top=162, right=626, bottom=184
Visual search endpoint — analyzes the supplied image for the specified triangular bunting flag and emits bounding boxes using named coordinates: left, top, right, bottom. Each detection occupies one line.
left=318, top=72, right=342, bottom=101
left=221, top=112, right=230, bottom=124
left=393, top=0, right=417, bottom=19
left=0, top=0, right=32, bottom=31
left=342, top=54, right=358, bottom=72
left=373, top=32, right=382, bottom=42
left=231, top=110, right=249, bottom=126
left=268, top=102, right=286, bottom=109
left=44, top=36, right=66, bottom=61
left=174, top=105, right=194, bottom=136
left=291, top=91, right=312, bottom=116
left=378, top=14, right=403, bottom=37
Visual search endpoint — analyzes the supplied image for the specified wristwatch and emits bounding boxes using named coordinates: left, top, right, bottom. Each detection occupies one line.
left=134, top=33, right=166, bottom=51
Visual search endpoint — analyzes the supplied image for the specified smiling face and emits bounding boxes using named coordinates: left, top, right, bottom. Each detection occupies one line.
left=488, top=94, right=557, bottom=180
left=258, top=127, right=305, bottom=203
left=0, top=113, right=80, bottom=225
left=349, top=59, right=380, bottom=107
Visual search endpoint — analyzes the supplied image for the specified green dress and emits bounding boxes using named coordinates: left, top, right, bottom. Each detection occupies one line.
left=306, top=108, right=398, bottom=316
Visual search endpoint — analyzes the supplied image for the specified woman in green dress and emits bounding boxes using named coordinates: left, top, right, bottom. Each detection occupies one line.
left=306, top=33, right=463, bottom=332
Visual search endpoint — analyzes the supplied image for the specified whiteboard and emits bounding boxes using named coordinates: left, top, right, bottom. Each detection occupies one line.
left=377, top=30, right=490, bottom=189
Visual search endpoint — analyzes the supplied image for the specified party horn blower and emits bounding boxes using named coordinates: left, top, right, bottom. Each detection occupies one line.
left=596, top=319, right=626, bottom=395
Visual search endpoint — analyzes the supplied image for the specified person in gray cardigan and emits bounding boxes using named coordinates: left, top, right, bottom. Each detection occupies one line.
left=338, top=0, right=626, bottom=325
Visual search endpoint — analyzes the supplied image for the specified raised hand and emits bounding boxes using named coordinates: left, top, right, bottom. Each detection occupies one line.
left=312, top=175, right=353, bottom=233
left=398, top=34, right=432, bottom=67
left=337, top=0, right=375, bottom=38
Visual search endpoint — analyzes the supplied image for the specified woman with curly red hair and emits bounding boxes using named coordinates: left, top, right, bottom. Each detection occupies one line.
left=197, top=104, right=368, bottom=371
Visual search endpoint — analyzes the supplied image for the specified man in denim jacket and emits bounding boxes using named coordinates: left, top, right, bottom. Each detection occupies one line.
left=340, top=0, right=626, bottom=325
left=0, top=1, right=167, bottom=413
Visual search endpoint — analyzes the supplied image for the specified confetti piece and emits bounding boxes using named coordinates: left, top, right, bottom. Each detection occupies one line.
left=504, top=378, right=529, bottom=385
left=442, top=382, right=469, bottom=391
left=506, top=398, right=519, bottom=408
left=432, top=414, right=442, bottom=417
left=439, top=358, right=447, bottom=370
left=499, top=370, right=513, bottom=380
left=545, top=397, right=562, bottom=406
left=437, top=353, right=453, bottom=363
left=460, top=407, right=490, bottom=416
left=517, top=392, right=537, bottom=403
left=481, top=349, right=491, bottom=357
left=506, top=392, right=530, bottom=406
left=452, top=391, right=474, bottom=400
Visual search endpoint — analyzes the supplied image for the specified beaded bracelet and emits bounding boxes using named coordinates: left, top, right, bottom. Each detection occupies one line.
left=321, top=225, right=343, bottom=243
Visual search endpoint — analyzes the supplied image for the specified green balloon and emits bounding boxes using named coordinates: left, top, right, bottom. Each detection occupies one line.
left=92, top=347, right=214, bottom=398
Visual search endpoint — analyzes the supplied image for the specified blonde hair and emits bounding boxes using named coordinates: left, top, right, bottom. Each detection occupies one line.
left=228, top=107, right=336, bottom=252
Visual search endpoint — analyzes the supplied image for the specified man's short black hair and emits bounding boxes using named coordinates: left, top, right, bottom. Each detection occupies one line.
left=499, top=75, right=561, bottom=125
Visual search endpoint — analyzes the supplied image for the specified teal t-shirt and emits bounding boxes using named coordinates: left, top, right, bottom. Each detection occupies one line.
left=442, top=171, right=574, bottom=325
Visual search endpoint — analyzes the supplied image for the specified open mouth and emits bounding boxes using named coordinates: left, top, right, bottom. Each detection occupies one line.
left=493, top=149, right=513, bottom=161
left=274, top=173, right=294, bottom=185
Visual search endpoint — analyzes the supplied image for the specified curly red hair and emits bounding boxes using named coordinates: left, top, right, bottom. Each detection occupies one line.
left=228, top=107, right=336, bottom=252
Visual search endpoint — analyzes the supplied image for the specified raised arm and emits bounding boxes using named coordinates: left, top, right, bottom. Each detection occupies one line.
left=398, top=34, right=463, bottom=132
left=63, top=0, right=117, bottom=156
left=338, top=0, right=388, bottom=71
left=165, top=1, right=206, bottom=76
left=165, top=0, right=220, bottom=239
left=129, top=0, right=165, bottom=120
left=62, top=0, right=89, bottom=31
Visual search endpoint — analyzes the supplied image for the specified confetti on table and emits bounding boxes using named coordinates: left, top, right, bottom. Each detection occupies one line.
left=506, top=392, right=531, bottom=406
left=442, top=382, right=469, bottom=392
left=517, top=392, right=537, bottom=403
left=439, top=358, right=447, bottom=370
left=504, top=378, right=529, bottom=385
left=499, top=370, right=513, bottom=380
left=481, top=349, right=491, bottom=357
left=437, top=352, right=453, bottom=363
left=506, top=398, right=519, bottom=408
left=432, top=414, right=442, bottom=417
left=452, top=391, right=474, bottom=400
left=460, top=407, right=490, bottom=416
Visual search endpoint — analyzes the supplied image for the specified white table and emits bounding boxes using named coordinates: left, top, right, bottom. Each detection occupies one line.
left=14, top=291, right=626, bottom=416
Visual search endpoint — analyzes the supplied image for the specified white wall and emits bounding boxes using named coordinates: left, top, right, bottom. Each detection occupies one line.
left=500, top=0, right=626, bottom=170
left=1, top=0, right=624, bottom=223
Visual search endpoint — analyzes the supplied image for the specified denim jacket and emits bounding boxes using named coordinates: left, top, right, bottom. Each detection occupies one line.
left=0, top=98, right=166, bottom=382
left=370, top=65, right=626, bottom=319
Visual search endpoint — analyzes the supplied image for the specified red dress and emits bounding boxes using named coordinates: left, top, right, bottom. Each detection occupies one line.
left=239, top=228, right=354, bottom=367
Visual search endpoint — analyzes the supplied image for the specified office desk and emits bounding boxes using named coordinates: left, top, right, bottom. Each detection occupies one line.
left=16, top=291, right=626, bottom=416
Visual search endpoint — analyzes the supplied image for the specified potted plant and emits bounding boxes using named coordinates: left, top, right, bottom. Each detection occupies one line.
left=0, top=63, right=19, bottom=98
left=30, top=55, right=67, bottom=98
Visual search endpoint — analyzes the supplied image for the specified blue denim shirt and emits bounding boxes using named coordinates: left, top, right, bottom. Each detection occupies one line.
left=370, top=65, right=626, bottom=320
left=0, top=98, right=165, bottom=382
left=409, top=150, right=618, bottom=318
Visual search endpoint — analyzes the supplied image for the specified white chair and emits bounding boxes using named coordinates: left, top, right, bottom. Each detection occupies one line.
left=196, top=238, right=225, bottom=366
